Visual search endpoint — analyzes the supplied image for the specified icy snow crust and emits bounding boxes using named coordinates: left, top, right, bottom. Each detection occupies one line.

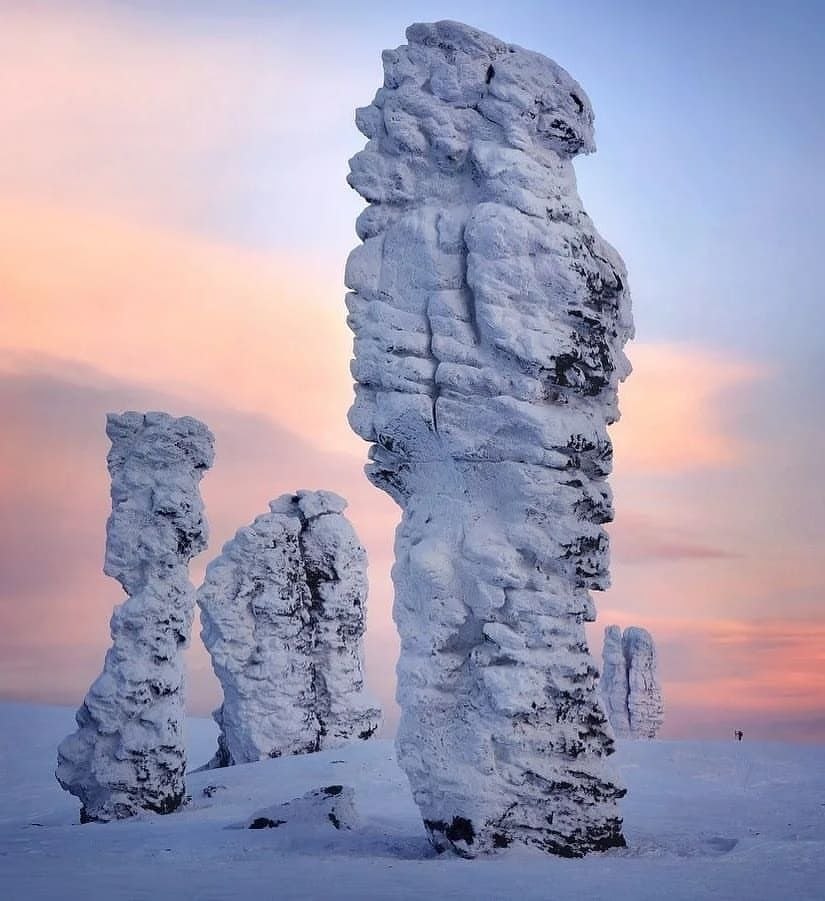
left=55, top=412, right=214, bottom=822
left=10, top=705, right=825, bottom=901
left=198, top=490, right=381, bottom=767
left=346, top=20, right=633, bottom=857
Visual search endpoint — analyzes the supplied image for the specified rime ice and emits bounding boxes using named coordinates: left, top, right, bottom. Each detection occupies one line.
left=198, top=491, right=380, bottom=767
left=346, top=20, right=633, bottom=856
left=56, top=412, right=214, bottom=822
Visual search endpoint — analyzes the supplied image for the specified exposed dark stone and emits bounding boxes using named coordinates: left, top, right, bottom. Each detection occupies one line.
left=249, top=817, right=285, bottom=829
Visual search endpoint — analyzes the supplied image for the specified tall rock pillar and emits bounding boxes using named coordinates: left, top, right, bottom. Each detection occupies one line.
left=57, top=412, right=214, bottom=822
left=345, top=21, right=633, bottom=856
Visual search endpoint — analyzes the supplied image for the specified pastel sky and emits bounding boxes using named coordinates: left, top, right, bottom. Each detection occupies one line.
left=2, top=0, right=823, bottom=741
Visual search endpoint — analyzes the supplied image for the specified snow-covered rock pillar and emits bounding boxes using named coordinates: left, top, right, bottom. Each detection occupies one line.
left=600, top=626, right=664, bottom=739
left=56, top=412, right=214, bottom=822
left=346, top=21, right=633, bottom=857
left=600, top=625, right=631, bottom=738
left=623, top=627, right=664, bottom=738
left=198, top=490, right=380, bottom=767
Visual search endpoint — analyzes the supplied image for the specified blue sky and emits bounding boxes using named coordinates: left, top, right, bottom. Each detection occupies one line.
left=108, top=0, right=825, bottom=357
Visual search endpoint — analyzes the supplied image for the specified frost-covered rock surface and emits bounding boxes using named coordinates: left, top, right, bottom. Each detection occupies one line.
left=600, top=625, right=664, bottom=739
left=56, top=412, right=214, bottom=822
left=198, top=491, right=380, bottom=767
left=624, top=627, right=665, bottom=738
left=346, top=20, right=633, bottom=857
left=601, top=625, right=631, bottom=737
left=244, top=785, right=359, bottom=834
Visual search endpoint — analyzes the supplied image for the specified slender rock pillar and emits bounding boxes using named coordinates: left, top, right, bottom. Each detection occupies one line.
left=56, top=412, right=214, bottom=822
left=601, top=625, right=631, bottom=738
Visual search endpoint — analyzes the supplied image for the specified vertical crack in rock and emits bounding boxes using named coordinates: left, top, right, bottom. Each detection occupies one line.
left=345, top=20, right=633, bottom=856
left=198, top=490, right=381, bottom=767
left=602, top=625, right=664, bottom=739
left=56, top=412, right=214, bottom=822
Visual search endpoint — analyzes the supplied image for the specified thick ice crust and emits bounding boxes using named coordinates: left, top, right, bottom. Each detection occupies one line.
left=198, top=490, right=381, bottom=767
left=346, top=21, right=632, bottom=856
left=601, top=625, right=664, bottom=739
left=56, top=412, right=214, bottom=822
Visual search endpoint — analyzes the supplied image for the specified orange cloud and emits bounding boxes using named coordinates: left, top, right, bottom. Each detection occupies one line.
left=0, top=360, right=400, bottom=725
left=612, top=342, right=767, bottom=473
left=590, top=613, right=825, bottom=739
left=0, top=199, right=783, bottom=736
left=1, top=201, right=359, bottom=457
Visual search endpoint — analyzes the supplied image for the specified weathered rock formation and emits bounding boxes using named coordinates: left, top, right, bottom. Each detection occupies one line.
left=624, top=626, right=664, bottom=738
left=56, top=411, right=214, bottom=822
left=198, top=490, right=381, bottom=767
left=600, top=625, right=631, bottom=737
left=345, top=20, right=633, bottom=857
left=600, top=625, right=664, bottom=739
left=244, top=785, right=359, bottom=836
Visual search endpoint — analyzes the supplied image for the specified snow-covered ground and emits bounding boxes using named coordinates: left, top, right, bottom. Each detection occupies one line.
left=2, top=702, right=823, bottom=900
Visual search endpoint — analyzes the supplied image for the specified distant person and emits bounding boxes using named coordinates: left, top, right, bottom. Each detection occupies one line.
left=735, top=730, right=743, bottom=741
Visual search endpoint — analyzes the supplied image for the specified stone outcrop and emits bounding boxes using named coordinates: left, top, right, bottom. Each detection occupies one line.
left=198, top=490, right=380, bottom=767
left=244, top=785, right=358, bottom=835
left=600, top=625, right=664, bottom=739
left=56, top=412, right=214, bottom=822
left=345, top=20, right=633, bottom=856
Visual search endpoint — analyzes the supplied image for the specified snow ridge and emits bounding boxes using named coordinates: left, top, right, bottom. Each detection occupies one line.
left=346, top=20, right=633, bottom=856
left=198, top=490, right=381, bottom=767
left=56, top=412, right=214, bottom=822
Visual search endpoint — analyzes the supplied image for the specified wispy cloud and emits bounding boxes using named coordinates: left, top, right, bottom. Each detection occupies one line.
left=610, top=511, right=740, bottom=563
left=612, top=342, right=768, bottom=474
left=1, top=3, right=819, bottom=745
left=1, top=203, right=358, bottom=455
left=591, top=614, right=825, bottom=741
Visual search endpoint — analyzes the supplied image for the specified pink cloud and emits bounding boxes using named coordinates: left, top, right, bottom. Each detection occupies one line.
left=589, top=613, right=825, bottom=741
left=1, top=202, right=359, bottom=457
left=612, top=342, right=768, bottom=474
left=610, top=510, right=740, bottom=563
left=1, top=200, right=803, bottom=739
left=0, top=360, right=399, bottom=728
